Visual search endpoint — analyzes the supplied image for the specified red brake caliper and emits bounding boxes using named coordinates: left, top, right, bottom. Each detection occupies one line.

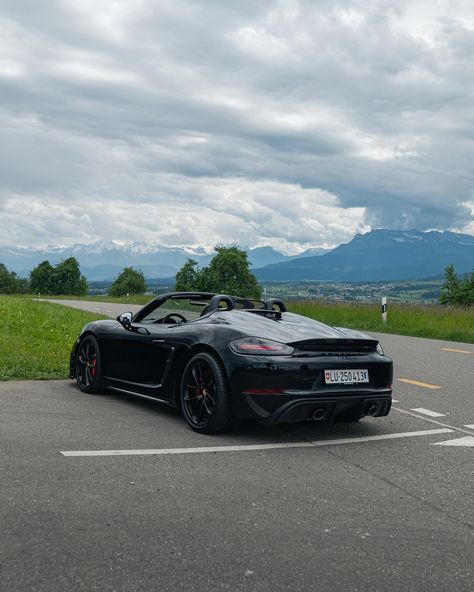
left=91, top=355, right=96, bottom=378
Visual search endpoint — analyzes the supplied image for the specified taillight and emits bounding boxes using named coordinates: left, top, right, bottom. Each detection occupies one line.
left=229, top=337, right=294, bottom=356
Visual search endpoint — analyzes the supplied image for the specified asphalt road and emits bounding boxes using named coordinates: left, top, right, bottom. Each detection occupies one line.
left=1, top=300, right=473, bottom=591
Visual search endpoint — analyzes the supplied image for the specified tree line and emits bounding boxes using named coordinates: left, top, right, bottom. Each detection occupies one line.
left=0, top=257, right=89, bottom=295
left=0, top=246, right=261, bottom=298
left=0, top=250, right=472, bottom=305
left=0, top=257, right=146, bottom=297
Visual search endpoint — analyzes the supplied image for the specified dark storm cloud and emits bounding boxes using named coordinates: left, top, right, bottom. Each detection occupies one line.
left=0, top=0, right=473, bottom=249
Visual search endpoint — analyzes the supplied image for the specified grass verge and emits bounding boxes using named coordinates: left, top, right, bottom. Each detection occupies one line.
left=0, top=296, right=106, bottom=380
left=288, top=301, right=474, bottom=344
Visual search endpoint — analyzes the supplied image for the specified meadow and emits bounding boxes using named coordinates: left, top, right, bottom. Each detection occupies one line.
left=0, top=296, right=105, bottom=380
left=288, top=300, right=474, bottom=344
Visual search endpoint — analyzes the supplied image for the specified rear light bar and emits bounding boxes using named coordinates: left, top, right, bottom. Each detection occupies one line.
left=230, top=338, right=294, bottom=356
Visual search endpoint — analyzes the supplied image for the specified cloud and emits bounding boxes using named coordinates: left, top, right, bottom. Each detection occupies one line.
left=0, top=0, right=472, bottom=250
left=0, top=178, right=369, bottom=253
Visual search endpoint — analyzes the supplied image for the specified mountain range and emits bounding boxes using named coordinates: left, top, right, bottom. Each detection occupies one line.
left=0, top=242, right=327, bottom=281
left=254, top=230, right=474, bottom=282
left=1, top=230, right=472, bottom=282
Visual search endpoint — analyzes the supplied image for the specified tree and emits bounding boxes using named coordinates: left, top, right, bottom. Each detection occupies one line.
left=109, top=267, right=146, bottom=296
left=30, top=257, right=87, bottom=295
left=0, top=263, right=24, bottom=294
left=16, top=277, right=30, bottom=294
left=439, top=265, right=474, bottom=306
left=174, top=246, right=262, bottom=299
left=30, top=260, right=55, bottom=294
left=175, top=258, right=199, bottom=292
left=53, top=257, right=87, bottom=296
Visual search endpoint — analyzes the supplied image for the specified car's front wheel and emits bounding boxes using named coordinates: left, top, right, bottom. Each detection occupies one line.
left=75, top=335, right=104, bottom=394
left=180, top=352, right=231, bottom=434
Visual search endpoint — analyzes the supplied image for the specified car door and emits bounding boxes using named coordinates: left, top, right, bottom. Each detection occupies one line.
left=101, top=321, right=173, bottom=395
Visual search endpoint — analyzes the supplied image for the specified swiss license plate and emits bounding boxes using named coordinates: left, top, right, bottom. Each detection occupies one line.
left=324, top=369, right=369, bottom=385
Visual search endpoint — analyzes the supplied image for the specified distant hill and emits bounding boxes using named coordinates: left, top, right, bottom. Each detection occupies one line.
left=254, top=230, right=474, bottom=282
left=0, top=242, right=324, bottom=280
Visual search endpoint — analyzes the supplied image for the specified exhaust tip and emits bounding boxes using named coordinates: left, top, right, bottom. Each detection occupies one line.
left=367, top=404, right=378, bottom=416
left=312, top=408, right=327, bottom=422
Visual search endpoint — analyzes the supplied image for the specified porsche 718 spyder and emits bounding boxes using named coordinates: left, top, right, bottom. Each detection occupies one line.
left=70, top=292, right=393, bottom=433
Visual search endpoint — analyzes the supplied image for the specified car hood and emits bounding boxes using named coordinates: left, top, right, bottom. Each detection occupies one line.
left=217, top=310, right=377, bottom=346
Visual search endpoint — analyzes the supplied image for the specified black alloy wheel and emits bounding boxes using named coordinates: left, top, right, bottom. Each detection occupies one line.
left=75, top=335, right=104, bottom=394
left=180, top=352, right=231, bottom=433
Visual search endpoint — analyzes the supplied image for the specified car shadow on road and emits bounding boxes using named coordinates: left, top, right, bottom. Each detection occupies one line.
left=65, top=380, right=392, bottom=444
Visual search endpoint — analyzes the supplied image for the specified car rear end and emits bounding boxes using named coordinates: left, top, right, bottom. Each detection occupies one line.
left=228, top=335, right=393, bottom=425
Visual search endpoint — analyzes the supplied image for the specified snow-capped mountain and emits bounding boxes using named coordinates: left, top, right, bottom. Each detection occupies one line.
left=254, top=230, right=474, bottom=282
left=0, top=242, right=309, bottom=280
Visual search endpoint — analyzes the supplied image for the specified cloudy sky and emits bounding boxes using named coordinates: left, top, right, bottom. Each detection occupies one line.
left=1, top=0, right=473, bottom=253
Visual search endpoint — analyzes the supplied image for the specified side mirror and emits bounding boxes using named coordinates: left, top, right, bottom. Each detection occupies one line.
left=117, top=312, right=133, bottom=329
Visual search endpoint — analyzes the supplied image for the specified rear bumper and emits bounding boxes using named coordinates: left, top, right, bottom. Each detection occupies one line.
left=227, top=351, right=393, bottom=423
left=259, top=392, right=392, bottom=425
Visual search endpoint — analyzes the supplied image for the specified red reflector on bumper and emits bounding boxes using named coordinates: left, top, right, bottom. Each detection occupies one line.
left=242, top=388, right=284, bottom=395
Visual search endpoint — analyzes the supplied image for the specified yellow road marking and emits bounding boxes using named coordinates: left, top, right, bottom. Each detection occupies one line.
left=441, top=347, right=473, bottom=354
left=397, top=378, right=441, bottom=390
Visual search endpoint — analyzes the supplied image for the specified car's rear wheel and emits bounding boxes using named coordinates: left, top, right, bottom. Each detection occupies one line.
left=75, top=335, right=104, bottom=394
left=180, top=352, right=231, bottom=434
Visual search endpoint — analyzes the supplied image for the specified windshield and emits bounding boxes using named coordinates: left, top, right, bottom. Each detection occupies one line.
left=134, top=293, right=270, bottom=325
left=137, top=294, right=212, bottom=324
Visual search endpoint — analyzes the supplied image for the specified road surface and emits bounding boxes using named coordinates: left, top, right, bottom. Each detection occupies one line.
left=1, top=299, right=472, bottom=591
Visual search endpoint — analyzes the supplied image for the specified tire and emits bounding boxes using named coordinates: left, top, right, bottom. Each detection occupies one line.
left=180, top=352, right=231, bottom=434
left=75, top=335, right=104, bottom=394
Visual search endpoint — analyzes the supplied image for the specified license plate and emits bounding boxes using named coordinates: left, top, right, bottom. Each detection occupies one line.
left=324, top=369, right=369, bottom=385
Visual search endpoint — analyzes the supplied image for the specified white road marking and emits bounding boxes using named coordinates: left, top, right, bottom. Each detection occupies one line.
left=61, top=442, right=315, bottom=456
left=464, top=424, right=474, bottom=429
left=432, top=436, right=474, bottom=447
left=392, top=407, right=474, bottom=437
left=310, top=429, right=452, bottom=446
left=411, top=408, right=445, bottom=418
left=392, top=399, right=400, bottom=403
left=60, top=429, right=453, bottom=457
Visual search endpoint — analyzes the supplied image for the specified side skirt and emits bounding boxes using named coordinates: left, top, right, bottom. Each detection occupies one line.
left=105, top=383, right=174, bottom=407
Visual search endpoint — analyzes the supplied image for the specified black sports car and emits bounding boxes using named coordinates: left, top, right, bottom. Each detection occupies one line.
left=70, top=292, right=393, bottom=433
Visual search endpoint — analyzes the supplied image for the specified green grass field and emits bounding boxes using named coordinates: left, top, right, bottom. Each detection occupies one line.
left=288, top=301, right=474, bottom=344
left=0, top=296, right=105, bottom=380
